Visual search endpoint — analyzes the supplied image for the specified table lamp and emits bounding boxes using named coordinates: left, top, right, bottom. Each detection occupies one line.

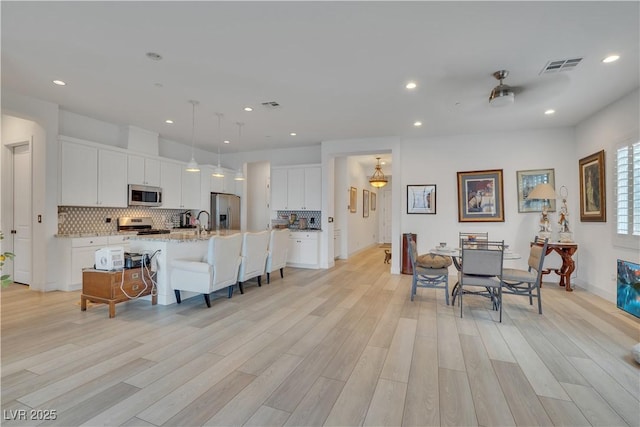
left=526, top=183, right=557, bottom=239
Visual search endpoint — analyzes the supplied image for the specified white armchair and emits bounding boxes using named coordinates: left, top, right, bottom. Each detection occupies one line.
left=236, top=231, right=270, bottom=294
left=265, top=229, right=289, bottom=284
left=170, top=233, right=242, bottom=307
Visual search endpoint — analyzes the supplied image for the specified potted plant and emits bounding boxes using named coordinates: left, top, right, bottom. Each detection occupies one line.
left=0, top=231, right=15, bottom=287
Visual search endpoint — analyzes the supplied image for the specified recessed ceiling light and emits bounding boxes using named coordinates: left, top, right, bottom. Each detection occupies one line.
left=290, top=132, right=297, bottom=136
left=405, top=82, right=417, bottom=89
left=243, top=107, right=253, bottom=112
left=544, top=109, right=555, bottom=115
left=53, top=80, right=66, bottom=86
left=146, top=52, right=163, bottom=61
left=413, top=121, right=422, bottom=127
left=602, top=55, right=620, bottom=63
left=224, top=140, right=230, bottom=144
left=165, top=119, right=174, bottom=124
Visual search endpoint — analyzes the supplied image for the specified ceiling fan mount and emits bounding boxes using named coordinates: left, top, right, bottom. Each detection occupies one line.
left=489, top=69, right=515, bottom=107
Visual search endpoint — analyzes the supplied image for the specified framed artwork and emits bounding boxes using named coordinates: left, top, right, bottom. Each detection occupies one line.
left=371, top=192, right=376, bottom=211
left=457, top=169, right=504, bottom=222
left=516, top=169, right=556, bottom=213
left=407, top=185, right=436, bottom=214
left=579, top=149, right=606, bottom=222
left=363, top=189, right=370, bottom=217
left=349, top=187, right=357, bottom=213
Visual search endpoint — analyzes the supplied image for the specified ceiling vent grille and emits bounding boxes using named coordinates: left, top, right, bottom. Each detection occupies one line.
left=540, top=58, right=583, bottom=74
left=261, top=101, right=281, bottom=109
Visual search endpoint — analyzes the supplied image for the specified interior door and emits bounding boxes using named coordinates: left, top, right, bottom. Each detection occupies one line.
left=12, top=143, right=32, bottom=284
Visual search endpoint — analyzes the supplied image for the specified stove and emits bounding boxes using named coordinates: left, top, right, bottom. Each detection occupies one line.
left=117, top=217, right=171, bottom=235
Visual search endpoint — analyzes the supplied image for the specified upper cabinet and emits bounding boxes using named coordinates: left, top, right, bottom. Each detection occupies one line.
left=127, top=155, right=160, bottom=186
left=160, top=161, right=182, bottom=209
left=181, top=169, right=201, bottom=209
left=59, top=138, right=127, bottom=207
left=271, top=165, right=321, bottom=211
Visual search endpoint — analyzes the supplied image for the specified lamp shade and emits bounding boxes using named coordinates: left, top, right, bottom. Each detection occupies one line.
left=527, top=183, right=557, bottom=200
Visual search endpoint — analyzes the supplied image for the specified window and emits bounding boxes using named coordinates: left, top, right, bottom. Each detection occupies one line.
left=615, top=141, right=640, bottom=237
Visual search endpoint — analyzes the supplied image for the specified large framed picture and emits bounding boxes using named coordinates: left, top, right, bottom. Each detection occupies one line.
left=349, top=187, right=357, bottom=213
left=371, top=192, right=376, bottom=211
left=363, top=189, right=370, bottom=218
left=407, top=185, right=436, bottom=214
left=579, top=149, right=606, bottom=222
left=457, top=169, right=504, bottom=222
left=516, top=169, right=556, bottom=213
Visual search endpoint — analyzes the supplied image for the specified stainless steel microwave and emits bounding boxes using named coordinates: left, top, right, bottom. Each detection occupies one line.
left=128, top=184, right=162, bottom=207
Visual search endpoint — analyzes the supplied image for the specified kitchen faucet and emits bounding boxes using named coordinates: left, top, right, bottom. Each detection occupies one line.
left=197, top=210, right=210, bottom=231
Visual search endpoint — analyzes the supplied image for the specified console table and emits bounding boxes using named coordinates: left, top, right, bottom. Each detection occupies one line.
left=536, top=242, right=578, bottom=292
left=82, top=268, right=157, bottom=318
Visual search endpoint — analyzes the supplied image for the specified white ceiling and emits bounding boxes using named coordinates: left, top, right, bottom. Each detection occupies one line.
left=2, top=1, right=638, bottom=168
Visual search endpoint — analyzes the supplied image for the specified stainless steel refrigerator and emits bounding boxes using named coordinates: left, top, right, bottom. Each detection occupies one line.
left=210, top=193, right=241, bottom=230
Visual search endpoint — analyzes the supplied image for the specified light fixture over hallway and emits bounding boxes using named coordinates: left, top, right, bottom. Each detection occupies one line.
left=185, top=100, right=200, bottom=172
left=369, top=157, right=388, bottom=188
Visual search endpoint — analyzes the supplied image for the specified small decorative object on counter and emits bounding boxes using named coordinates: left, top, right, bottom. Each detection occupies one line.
left=558, top=185, right=573, bottom=242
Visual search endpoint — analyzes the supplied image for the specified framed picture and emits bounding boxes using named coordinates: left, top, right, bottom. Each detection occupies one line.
left=371, top=192, right=376, bottom=211
left=407, top=185, right=436, bottom=214
left=516, top=169, right=556, bottom=213
left=579, top=149, right=606, bottom=222
left=457, top=169, right=504, bottom=222
left=363, top=189, right=370, bottom=217
left=349, top=187, right=357, bottom=213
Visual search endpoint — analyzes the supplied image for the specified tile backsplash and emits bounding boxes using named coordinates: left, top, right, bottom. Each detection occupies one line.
left=275, top=210, right=321, bottom=229
left=58, top=206, right=189, bottom=235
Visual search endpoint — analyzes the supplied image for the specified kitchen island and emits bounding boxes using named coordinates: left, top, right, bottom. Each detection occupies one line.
left=129, top=230, right=241, bottom=305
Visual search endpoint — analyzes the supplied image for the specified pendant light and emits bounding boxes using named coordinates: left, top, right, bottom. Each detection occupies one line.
left=369, top=157, right=388, bottom=188
left=212, top=112, right=225, bottom=178
left=234, top=122, right=245, bottom=181
left=185, top=100, right=200, bottom=172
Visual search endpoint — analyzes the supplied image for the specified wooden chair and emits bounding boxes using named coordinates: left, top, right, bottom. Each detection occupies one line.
left=501, top=237, right=548, bottom=315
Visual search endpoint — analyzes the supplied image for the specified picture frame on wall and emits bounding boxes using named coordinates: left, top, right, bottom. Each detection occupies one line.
left=516, top=168, right=556, bottom=213
left=363, top=189, right=370, bottom=218
left=407, top=185, right=436, bottom=214
left=349, top=187, right=357, bottom=213
left=457, top=169, right=504, bottom=222
left=579, top=149, right=606, bottom=222
left=371, top=192, right=376, bottom=211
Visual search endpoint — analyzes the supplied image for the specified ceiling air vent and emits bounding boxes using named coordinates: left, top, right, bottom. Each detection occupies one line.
left=540, top=58, right=583, bottom=74
left=261, top=101, right=281, bottom=109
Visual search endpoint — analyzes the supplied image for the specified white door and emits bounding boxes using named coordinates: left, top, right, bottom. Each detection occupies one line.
left=382, top=188, right=392, bottom=244
left=13, top=143, right=31, bottom=284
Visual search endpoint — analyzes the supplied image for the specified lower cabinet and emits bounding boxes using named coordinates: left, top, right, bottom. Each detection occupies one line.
left=287, top=231, right=319, bottom=268
left=59, top=235, right=131, bottom=291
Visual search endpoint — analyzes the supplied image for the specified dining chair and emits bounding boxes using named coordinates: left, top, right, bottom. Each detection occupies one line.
left=265, top=229, right=289, bottom=284
left=501, top=237, right=548, bottom=315
left=170, top=234, right=243, bottom=307
left=236, top=230, right=271, bottom=294
left=408, top=238, right=451, bottom=304
left=458, top=239, right=505, bottom=321
left=458, top=231, right=489, bottom=249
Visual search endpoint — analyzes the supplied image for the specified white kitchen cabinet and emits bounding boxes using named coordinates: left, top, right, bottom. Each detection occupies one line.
left=98, top=149, right=128, bottom=207
left=128, top=154, right=161, bottom=186
left=59, top=138, right=127, bottom=207
left=271, top=168, right=288, bottom=210
left=181, top=169, right=201, bottom=209
left=288, top=231, right=319, bottom=268
left=60, top=139, right=98, bottom=206
left=271, top=165, right=321, bottom=211
left=160, top=161, right=182, bottom=209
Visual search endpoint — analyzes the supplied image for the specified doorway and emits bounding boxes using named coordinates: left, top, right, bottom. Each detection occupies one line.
left=10, top=142, right=32, bottom=285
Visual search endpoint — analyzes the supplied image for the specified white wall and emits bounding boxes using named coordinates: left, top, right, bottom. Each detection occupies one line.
left=574, top=89, right=640, bottom=301
left=346, top=157, right=380, bottom=255
left=2, top=91, right=60, bottom=291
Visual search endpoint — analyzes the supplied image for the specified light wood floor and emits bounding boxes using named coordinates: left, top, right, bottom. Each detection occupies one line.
left=2, top=246, right=639, bottom=427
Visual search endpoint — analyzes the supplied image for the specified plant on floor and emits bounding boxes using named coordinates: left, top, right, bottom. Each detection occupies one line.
left=0, top=231, right=15, bottom=287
